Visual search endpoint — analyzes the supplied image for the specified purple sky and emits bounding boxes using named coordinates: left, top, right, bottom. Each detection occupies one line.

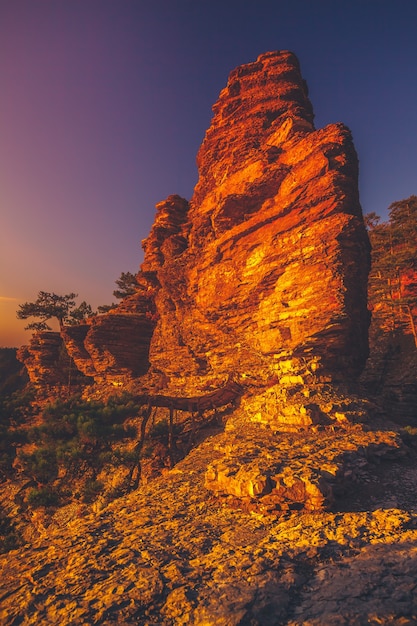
left=1, top=0, right=417, bottom=347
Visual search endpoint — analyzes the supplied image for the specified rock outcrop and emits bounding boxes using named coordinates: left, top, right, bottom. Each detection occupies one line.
left=81, top=289, right=157, bottom=384
left=17, top=331, right=94, bottom=392
left=16, top=332, right=67, bottom=388
left=60, top=325, right=96, bottom=378
left=136, top=50, right=370, bottom=393
left=7, top=52, right=416, bottom=626
left=18, top=50, right=370, bottom=398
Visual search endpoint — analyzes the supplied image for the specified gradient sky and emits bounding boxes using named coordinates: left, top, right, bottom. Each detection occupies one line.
left=1, top=0, right=417, bottom=347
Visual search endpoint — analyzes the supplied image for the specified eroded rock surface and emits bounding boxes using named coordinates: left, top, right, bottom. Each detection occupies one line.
left=60, top=325, right=96, bottom=378
left=16, top=332, right=67, bottom=388
left=25, top=50, right=370, bottom=391
left=0, top=419, right=416, bottom=625
left=6, top=52, right=400, bottom=626
left=142, top=50, right=370, bottom=395
left=82, top=290, right=157, bottom=384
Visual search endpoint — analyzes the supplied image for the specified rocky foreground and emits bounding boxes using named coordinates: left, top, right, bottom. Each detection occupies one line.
left=1, top=404, right=417, bottom=625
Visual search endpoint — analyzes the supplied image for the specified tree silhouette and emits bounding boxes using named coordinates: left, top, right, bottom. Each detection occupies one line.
left=113, top=272, right=139, bottom=299
left=67, top=301, right=94, bottom=325
left=17, top=292, right=79, bottom=330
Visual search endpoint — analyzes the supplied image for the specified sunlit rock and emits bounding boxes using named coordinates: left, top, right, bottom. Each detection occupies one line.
left=59, top=50, right=370, bottom=395
left=16, top=331, right=66, bottom=387
left=144, top=50, right=370, bottom=393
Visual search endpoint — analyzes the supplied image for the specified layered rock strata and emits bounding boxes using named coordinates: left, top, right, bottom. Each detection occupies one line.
left=17, top=52, right=369, bottom=395
left=82, top=289, right=157, bottom=384
left=204, top=418, right=401, bottom=512
left=16, top=332, right=67, bottom=388
left=17, top=331, right=94, bottom=391
left=141, top=50, right=370, bottom=394
left=60, top=325, right=96, bottom=378
left=19, top=51, right=370, bottom=403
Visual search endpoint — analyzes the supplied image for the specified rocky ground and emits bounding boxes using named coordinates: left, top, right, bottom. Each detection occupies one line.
left=1, top=409, right=417, bottom=625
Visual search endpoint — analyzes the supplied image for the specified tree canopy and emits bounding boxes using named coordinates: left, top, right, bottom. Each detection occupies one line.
left=17, top=270, right=142, bottom=334
left=17, top=292, right=93, bottom=331
left=67, top=301, right=94, bottom=325
left=366, top=195, right=417, bottom=347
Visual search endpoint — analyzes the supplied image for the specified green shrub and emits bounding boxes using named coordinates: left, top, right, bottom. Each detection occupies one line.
left=20, top=446, right=58, bottom=484
left=149, top=419, right=170, bottom=441
left=55, top=440, right=84, bottom=469
left=0, top=425, right=16, bottom=476
left=0, top=387, right=35, bottom=424
left=21, top=393, right=141, bottom=487
left=27, top=486, right=60, bottom=508
left=148, top=418, right=181, bottom=443
left=81, top=479, right=103, bottom=503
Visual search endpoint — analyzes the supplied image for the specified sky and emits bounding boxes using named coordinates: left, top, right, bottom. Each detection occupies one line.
left=1, top=0, right=416, bottom=348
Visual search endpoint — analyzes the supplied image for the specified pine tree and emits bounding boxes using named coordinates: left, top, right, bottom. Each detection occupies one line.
left=366, top=195, right=417, bottom=347
left=113, top=272, right=139, bottom=299
left=17, top=292, right=78, bottom=330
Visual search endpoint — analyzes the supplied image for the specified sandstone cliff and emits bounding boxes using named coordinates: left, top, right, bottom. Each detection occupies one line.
left=14, top=50, right=382, bottom=517
left=17, top=332, right=68, bottom=388
left=19, top=50, right=370, bottom=399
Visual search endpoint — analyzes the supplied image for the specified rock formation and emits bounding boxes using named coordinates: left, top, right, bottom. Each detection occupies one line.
left=142, top=51, right=370, bottom=395
left=6, top=51, right=416, bottom=626
left=17, top=330, right=94, bottom=394
left=81, top=289, right=157, bottom=384
left=62, top=50, right=369, bottom=396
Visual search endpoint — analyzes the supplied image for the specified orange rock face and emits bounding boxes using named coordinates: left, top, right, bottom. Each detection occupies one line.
left=20, top=51, right=370, bottom=395
left=16, top=332, right=67, bottom=388
left=60, top=325, right=96, bottom=378
left=144, top=51, right=370, bottom=392
left=82, top=290, right=157, bottom=383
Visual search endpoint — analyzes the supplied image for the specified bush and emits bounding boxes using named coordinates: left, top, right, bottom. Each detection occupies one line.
left=149, top=419, right=170, bottom=441
left=0, top=425, right=16, bottom=476
left=55, top=440, right=84, bottom=469
left=0, top=510, right=21, bottom=553
left=21, top=393, right=141, bottom=490
left=20, top=446, right=58, bottom=484
left=81, top=479, right=104, bottom=503
left=0, top=387, right=35, bottom=424
left=0, top=386, right=31, bottom=478
left=148, top=418, right=181, bottom=443
left=0, top=348, right=29, bottom=397
left=27, top=486, right=60, bottom=508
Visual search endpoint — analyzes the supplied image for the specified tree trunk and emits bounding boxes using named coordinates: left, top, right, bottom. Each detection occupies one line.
left=127, top=405, right=153, bottom=491
left=405, top=305, right=417, bottom=349
left=168, top=406, right=175, bottom=468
